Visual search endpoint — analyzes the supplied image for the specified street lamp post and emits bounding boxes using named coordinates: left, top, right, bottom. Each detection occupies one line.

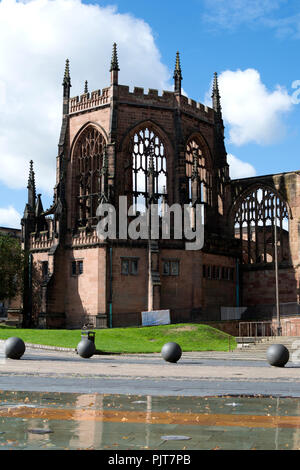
left=274, top=203, right=282, bottom=336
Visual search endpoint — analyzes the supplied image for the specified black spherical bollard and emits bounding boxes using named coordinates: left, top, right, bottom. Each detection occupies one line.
left=266, top=344, right=289, bottom=367
left=161, top=342, right=182, bottom=363
left=77, top=338, right=96, bottom=358
left=5, top=337, right=26, bottom=359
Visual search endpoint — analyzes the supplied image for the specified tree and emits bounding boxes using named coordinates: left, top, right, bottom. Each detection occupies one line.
left=0, top=233, right=24, bottom=301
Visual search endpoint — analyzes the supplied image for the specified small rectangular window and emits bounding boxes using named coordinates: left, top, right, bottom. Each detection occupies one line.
left=171, top=260, right=179, bottom=276
left=121, top=259, right=129, bottom=275
left=212, top=266, right=217, bottom=279
left=72, top=261, right=77, bottom=276
left=163, top=261, right=170, bottom=276
left=78, top=261, right=83, bottom=275
left=131, top=259, right=138, bottom=275
left=207, top=265, right=211, bottom=279
left=71, top=260, right=83, bottom=276
left=163, top=260, right=179, bottom=276
left=121, top=258, right=139, bottom=276
left=42, top=261, right=48, bottom=279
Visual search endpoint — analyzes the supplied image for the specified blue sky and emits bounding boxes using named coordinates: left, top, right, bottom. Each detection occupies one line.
left=0, top=0, right=300, bottom=227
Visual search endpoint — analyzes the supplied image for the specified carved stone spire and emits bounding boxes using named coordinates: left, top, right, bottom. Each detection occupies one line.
left=62, top=58, right=71, bottom=98
left=84, top=80, right=88, bottom=94
left=212, top=72, right=227, bottom=170
left=110, top=43, right=120, bottom=71
left=110, top=43, right=119, bottom=85
left=35, top=193, right=44, bottom=218
left=35, top=194, right=47, bottom=232
left=173, top=51, right=182, bottom=95
left=62, top=59, right=71, bottom=116
left=212, top=72, right=222, bottom=116
left=27, top=160, right=36, bottom=210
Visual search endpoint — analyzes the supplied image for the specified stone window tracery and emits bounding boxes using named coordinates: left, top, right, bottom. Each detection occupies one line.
left=234, top=187, right=289, bottom=264
left=185, top=138, right=212, bottom=204
left=73, top=126, right=106, bottom=226
left=126, top=127, right=167, bottom=213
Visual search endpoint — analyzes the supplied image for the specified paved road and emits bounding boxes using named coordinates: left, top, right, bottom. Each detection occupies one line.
left=0, top=347, right=299, bottom=397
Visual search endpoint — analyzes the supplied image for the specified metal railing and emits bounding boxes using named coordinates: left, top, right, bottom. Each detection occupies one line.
left=238, top=321, right=274, bottom=338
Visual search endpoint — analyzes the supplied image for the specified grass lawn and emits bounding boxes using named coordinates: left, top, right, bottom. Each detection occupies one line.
left=0, top=323, right=236, bottom=353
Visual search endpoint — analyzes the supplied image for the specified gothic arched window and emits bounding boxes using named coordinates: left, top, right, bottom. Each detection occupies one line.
left=126, top=127, right=167, bottom=213
left=73, top=126, right=106, bottom=226
left=185, top=138, right=212, bottom=205
left=234, top=187, right=289, bottom=264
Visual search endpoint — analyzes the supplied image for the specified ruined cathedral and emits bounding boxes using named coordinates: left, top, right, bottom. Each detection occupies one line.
left=21, top=44, right=300, bottom=331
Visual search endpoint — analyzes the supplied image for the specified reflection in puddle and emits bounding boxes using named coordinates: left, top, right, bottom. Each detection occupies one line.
left=161, top=435, right=191, bottom=441
left=0, top=391, right=300, bottom=449
left=27, top=428, right=54, bottom=434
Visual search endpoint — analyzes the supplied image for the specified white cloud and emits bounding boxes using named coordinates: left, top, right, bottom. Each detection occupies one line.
left=202, top=0, right=285, bottom=30
left=217, top=68, right=294, bottom=146
left=202, top=0, right=300, bottom=40
left=227, top=154, right=256, bottom=179
left=0, top=205, right=21, bottom=228
left=263, top=13, right=300, bottom=39
left=0, top=0, right=171, bottom=196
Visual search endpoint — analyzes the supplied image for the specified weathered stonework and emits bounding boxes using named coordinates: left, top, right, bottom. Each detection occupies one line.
left=21, top=48, right=300, bottom=330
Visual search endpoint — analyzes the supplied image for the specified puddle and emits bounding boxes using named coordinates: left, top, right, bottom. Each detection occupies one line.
left=27, top=428, right=54, bottom=434
left=161, top=435, right=191, bottom=441
left=0, top=391, right=299, bottom=449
